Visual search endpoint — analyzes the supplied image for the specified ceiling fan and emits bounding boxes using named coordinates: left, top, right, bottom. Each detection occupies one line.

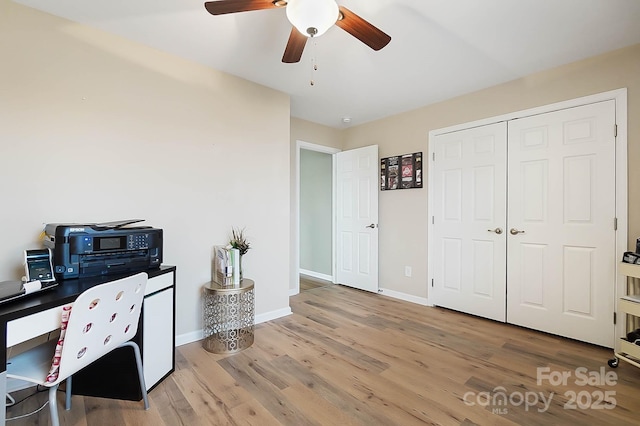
left=204, top=0, right=391, bottom=63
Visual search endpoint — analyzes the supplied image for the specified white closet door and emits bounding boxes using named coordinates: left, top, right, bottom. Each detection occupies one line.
left=431, top=122, right=507, bottom=321
left=506, top=100, right=616, bottom=347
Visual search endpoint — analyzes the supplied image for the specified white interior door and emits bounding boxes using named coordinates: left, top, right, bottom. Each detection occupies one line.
left=336, top=145, right=379, bottom=293
left=506, top=100, right=616, bottom=347
left=431, top=123, right=507, bottom=321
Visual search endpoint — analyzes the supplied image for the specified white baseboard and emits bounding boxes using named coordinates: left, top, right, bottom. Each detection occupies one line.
left=299, top=269, right=333, bottom=282
left=175, top=306, right=293, bottom=347
left=176, top=330, right=204, bottom=347
left=255, top=307, right=292, bottom=324
left=378, top=287, right=432, bottom=306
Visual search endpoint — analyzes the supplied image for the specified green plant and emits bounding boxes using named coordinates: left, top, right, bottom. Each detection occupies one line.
left=229, top=227, right=250, bottom=255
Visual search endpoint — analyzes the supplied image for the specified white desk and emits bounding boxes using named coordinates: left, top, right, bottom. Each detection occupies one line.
left=0, top=266, right=176, bottom=424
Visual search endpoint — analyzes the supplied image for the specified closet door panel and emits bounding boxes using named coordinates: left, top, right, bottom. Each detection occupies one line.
left=431, top=122, right=507, bottom=321
left=519, top=243, right=547, bottom=307
left=506, top=100, right=616, bottom=347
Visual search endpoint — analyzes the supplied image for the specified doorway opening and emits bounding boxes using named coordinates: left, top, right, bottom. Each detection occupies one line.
left=294, top=141, right=340, bottom=295
left=293, top=141, right=380, bottom=295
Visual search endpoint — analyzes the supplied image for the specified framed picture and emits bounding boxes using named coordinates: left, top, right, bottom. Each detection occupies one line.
left=381, top=152, right=422, bottom=190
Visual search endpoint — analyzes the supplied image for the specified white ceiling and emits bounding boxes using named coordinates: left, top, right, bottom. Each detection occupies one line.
left=13, top=0, right=640, bottom=128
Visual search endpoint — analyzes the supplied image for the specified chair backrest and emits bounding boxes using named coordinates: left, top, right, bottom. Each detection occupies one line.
left=51, top=272, right=147, bottom=385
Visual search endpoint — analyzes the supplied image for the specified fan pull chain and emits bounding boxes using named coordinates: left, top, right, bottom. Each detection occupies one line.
left=310, top=39, right=318, bottom=86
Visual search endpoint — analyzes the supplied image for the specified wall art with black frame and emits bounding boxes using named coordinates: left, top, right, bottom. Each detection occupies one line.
left=380, top=152, right=423, bottom=191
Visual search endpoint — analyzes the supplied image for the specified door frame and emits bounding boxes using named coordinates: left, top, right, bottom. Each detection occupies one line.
left=293, top=140, right=341, bottom=296
left=427, top=88, right=628, bottom=318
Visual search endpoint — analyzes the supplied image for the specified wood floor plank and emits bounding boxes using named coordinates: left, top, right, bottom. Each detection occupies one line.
left=217, top=352, right=316, bottom=425
left=271, top=354, right=398, bottom=425
left=227, top=399, right=282, bottom=426
left=280, top=319, right=390, bottom=374
left=170, top=368, right=241, bottom=425
left=283, top=345, right=460, bottom=426
left=177, top=342, right=256, bottom=409
left=83, top=397, right=128, bottom=425
left=377, top=357, right=518, bottom=426
left=150, top=373, right=202, bottom=425
left=281, top=381, right=365, bottom=426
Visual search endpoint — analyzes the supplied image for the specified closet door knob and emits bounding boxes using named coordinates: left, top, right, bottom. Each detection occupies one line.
left=510, top=228, right=525, bottom=235
left=487, top=228, right=503, bottom=234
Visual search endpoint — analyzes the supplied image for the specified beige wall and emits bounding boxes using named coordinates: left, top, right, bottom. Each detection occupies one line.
left=0, top=0, right=291, bottom=338
left=291, top=118, right=345, bottom=150
left=342, top=43, right=640, bottom=299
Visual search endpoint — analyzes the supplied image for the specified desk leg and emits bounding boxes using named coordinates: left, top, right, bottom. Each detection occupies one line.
left=1, top=321, right=6, bottom=426
left=0, top=370, right=5, bottom=425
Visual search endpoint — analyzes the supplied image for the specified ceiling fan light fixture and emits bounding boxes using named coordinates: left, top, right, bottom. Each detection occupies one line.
left=286, top=0, right=339, bottom=38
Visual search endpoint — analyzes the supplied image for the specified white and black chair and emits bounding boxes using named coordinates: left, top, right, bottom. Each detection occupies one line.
left=7, top=272, right=149, bottom=426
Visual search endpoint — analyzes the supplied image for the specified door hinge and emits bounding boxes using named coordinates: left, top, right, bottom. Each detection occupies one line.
left=614, top=124, right=618, bottom=138
left=432, top=216, right=435, bottom=225
left=431, top=278, right=434, bottom=287
left=614, top=217, right=618, bottom=231
left=432, top=152, right=435, bottom=161
left=613, top=311, right=617, bottom=325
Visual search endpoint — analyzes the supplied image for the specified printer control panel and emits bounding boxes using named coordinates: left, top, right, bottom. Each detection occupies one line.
left=128, top=233, right=150, bottom=250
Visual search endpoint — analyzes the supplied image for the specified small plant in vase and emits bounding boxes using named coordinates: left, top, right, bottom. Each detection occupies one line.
left=228, top=227, right=250, bottom=280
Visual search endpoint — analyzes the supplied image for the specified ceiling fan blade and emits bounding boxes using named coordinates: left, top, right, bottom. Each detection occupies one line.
left=204, top=0, right=283, bottom=15
left=282, top=27, right=307, bottom=63
left=335, top=6, right=391, bottom=51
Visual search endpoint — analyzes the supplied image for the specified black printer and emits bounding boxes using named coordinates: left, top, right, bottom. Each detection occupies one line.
left=43, top=220, right=162, bottom=280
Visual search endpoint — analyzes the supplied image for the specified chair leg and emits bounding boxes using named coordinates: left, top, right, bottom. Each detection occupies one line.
left=48, top=384, right=60, bottom=426
left=65, top=376, right=72, bottom=410
left=121, top=341, right=149, bottom=410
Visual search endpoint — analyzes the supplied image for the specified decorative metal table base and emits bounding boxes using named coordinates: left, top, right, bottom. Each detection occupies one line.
left=203, top=279, right=255, bottom=354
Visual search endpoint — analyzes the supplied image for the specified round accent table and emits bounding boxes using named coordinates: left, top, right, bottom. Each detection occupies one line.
left=202, top=279, right=255, bottom=354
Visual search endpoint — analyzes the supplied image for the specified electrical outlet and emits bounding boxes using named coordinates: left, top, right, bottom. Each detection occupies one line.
left=404, top=266, right=412, bottom=277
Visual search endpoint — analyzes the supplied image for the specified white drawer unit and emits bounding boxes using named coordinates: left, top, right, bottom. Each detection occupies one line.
left=609, top=263, right=640, bottom=368
left=142, top=284, right=174, bottom=389
left=70, top=266, right=176, bottom=399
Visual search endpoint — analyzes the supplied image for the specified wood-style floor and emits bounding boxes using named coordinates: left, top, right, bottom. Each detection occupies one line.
left=7, top=284, right=640, bottom=425
left=299, top=275, right=332, bottom=292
